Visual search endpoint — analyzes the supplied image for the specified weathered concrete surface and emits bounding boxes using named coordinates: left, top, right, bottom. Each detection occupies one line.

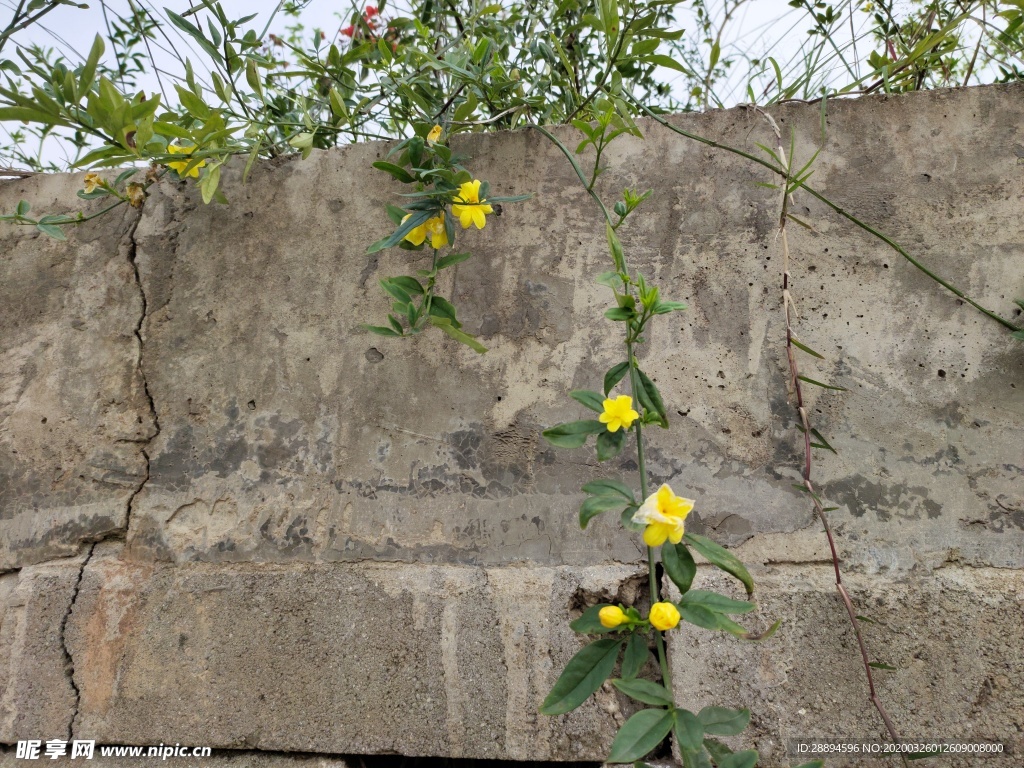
left=0, top=556, right=86, bottom=742
left=0, top=174, right=153, bottom=571
left=0, top=745, right=358, bottom=768
left=669, top=567, right=1024, bottom=767
left=0, top=82, right=1022, bottom=763
left=62, top=543, right=642, bottom=760
left=118, top=83, right=1023, bottom=574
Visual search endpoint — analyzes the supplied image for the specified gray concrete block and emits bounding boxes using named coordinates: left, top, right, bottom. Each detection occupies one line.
left=64, top=546, right=642, bottom=760
left=0, top=557, right=86, bottom=742
left=668, top=566, right=1024, bottom=767
left=0, top=174, right=153, bottom=570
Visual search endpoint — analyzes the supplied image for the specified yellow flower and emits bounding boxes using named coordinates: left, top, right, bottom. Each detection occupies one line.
left=632, top=484, right=694, bottom=547
left=451, top=179, right=493, bottom=230
left=426, top=124, right=443, bottom=144
left=83, top=172, right=103, bottom=193
left=649, top=602, right=680, bottom=631
left=402, top=214, right=449, bottom=249
left=599, top=394, right=639, bottom=433
left=598, top=605, right=628, bottom=629
left=167, top=144, right=206, bottom=178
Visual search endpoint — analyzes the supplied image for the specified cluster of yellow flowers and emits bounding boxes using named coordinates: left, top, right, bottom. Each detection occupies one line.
left=598, top=601, right=681, bottom=632
left=402, top=178, right=494, bottom=248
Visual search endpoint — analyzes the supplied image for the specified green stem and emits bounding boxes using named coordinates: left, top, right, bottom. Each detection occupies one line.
left=630, top=97, right=1021, bottom=333
left=627, top=338, right=673, bottom=695
left=532, top=124, right=613, bottom=226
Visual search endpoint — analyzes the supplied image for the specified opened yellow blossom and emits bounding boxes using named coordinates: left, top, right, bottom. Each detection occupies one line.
left=451, top=179, right=493, bottom=230
left=649, top=602, right=681, bottom=631
left=598, top=605, right=628, bottom=629
left=631, top=484, right=694, bottom=547
left=167, top=144, right=206, bottom=178
left=426, top=124, right=443, bottom=144
left=83, top=172, right=103, bottom=193
left=402, top=214, right=449, bottom=249
left=599, top=394, right=639, bottom=433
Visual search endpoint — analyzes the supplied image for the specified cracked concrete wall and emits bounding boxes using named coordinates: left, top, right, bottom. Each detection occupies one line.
left=1, top=83, right=1022, bottom=766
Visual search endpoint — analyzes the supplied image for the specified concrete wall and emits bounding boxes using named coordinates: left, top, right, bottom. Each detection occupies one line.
left=1, top=83, right=1022, bottom=767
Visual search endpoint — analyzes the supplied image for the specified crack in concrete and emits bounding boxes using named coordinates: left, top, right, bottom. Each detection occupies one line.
left=60, top=542, right=95, bottom=741
left=124, top=214, right=161, bottom=540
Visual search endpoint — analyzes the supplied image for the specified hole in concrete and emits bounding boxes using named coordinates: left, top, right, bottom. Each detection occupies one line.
left=937, top=369, right=946, bottom=378
left=247, top=400, right=257, bottom=410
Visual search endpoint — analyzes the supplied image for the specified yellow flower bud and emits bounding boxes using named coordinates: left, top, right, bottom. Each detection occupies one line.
left=649, top=602, right=680, bottom=632
left=598, top=605, right=628, bottom=629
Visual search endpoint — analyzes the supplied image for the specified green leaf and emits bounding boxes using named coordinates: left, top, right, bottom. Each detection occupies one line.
left=636, top=368, right=667, bottom=427
left=703, top=738, right=733, bottom=763
left=379, top=279, right=412, bottom=304
left=539, top=638, right=622, bottom=715
left=79, top=34, right=104, bottom=96
left=675, top=709, right=704, bottom=751
left=165, top=9, right=222, bottom=60
left=542, top=420, right=606, bottom=448
left=621, top=505, right=642, bottom=531
left=679, top=603, right=721, bottom=631
left=606, top=708, right=674, bottom=764
left=389, top=276, right=424, bottom=295
left=367, top=209, right=434, bottom=254
left=685, top=533, right=754, bottom=596
left=427, top=296, right=460, bottom=327
left=570, top=389, right=605, bottom=413
left=698, top=706, right=750, bottom=736
left=868, top=661, right=897, bottom=670
left=604, top=362, right=629, bottom=395
left=643, top=54, right=692, bottom=74
left=651, top=299, right=687, bottom=314
left=174, top=84, right=212, bottom=119
left=620, top=633, right=648, bottom=679
left=596, top=427, right=626, bottom=461
left=36, top=222, right=66, bottom=240
left=436, top=252, right=471, bottom=269
left=680, top=590, right=755, bottom=615
left=661, top=542, right=696, bottom=595
left=579, top=495, right=627, bottom=528
left=611, top=678, right=673, bottom=706
left=581, top=478, right=634, bottom=502
left=604, top=306, right=635, bottom=321
left=372, top=161, right=416, bottom=183
left=798, top=374, right=847, bottom=391
left=606, top=222, right=625, bottom=271
left=790, top=337, right=825, bottom=359
left=16, top=200, right=30, bottom=216
left=429, top=317, right=487, bottom=353
left=569, top=604, right=615, bottom=635
left=363, top=324, right=401, bottom=337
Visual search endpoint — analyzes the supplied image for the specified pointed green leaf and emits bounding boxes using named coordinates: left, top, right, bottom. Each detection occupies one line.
left=606, top=222, right=625, bottom=271
left=798, top=375, right=847, bottom=391
left=579, top=495, right=627, bottom=529
left=675, top=709, right=704, bottom=751
left=570, top=389, right=605, bottom=413
left=542, top=420, right=606, bottom=448
left=389, top=276, right=424, bottom=295
left=581, top=479, right=634, bottom=502
left=372, top=161, right=416, bottom=183
left=539, top=638, right=622, bottom=715
left=429, top=317, right=487, bottom=353
left=661, top=542, right=696, bottom=595
left=36, top=222, right=66, bottom=240
left=604, top=362, right=629, bottom=396
left=606, top=708, right=674, bottom=764
left=680, top=590, right=755, bottom=615
left=685, top=533, right=754, bottom=596
left=698, top=706, right=750, bottom=736
left=363, top=324, right=401, bottom=337
left=436, top=252, right=471, bottom=269
left=636, top=368, right=667, bottom=427
left=611, top=678, right=673, bottom=706
left=596, top=427, right=626, bottom=461
left=868, top=661, right=897, bottom=670
left=620, top=633, right=649, bottom=679
left=790, top=337, right=825, bottom=359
